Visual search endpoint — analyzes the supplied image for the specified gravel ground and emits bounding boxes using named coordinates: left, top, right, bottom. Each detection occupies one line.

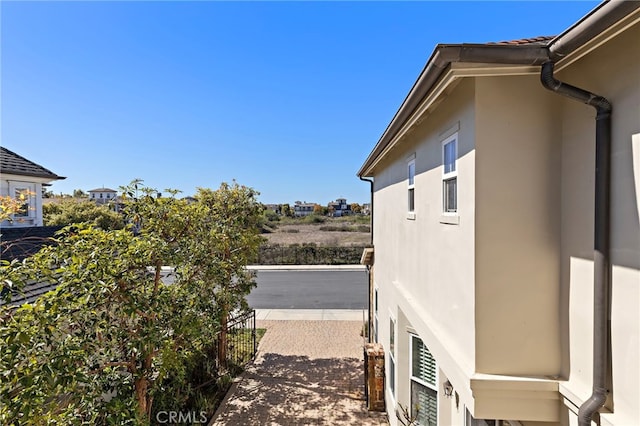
left=210, top=320, right=389, bottom=425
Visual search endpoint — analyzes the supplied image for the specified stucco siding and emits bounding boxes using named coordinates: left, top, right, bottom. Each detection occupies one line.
left=556, top=20, right=640, bottom=424
left=474, top=75, right=562, bottom=376
left=372, top=78, right=477, bottom=423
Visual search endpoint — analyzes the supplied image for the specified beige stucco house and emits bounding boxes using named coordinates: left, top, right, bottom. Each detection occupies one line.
left=358, top=2, right=639, bottom=425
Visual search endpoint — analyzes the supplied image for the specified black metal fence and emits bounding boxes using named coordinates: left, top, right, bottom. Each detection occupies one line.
left=223, top=310, right=257, bottom=370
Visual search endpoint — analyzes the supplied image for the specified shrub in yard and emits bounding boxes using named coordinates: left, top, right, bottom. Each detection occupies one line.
left=303, top=214, right=326, bottom=224
left=43, top=199, right=125, bottom=230
left=0, top=181, right=264, bottom=424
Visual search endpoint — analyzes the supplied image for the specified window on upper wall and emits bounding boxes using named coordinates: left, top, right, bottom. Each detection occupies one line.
left=410, top=334, right=438, bottom=426
left=408, top=155, right=416, bottom=214
left=13, top=188, right=32, bottom=218
left=8, top=182, right=36, bottom=221
left=442, top=134, right=458, bottom=214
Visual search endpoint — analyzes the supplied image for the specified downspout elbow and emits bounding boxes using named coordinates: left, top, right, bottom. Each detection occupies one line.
left=578, top=389, right=608, bottom=426
left=359, top=176, right=374, bottom=246
left=541, top=62, right=612, bottom=116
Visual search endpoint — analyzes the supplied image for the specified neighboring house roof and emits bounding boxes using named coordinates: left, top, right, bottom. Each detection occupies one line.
left=1, top=279, right=59, bottom=308
left=0, top=226, right=64, bottom=262
left=357, top=1, right=640, bottom=177
left=88, top=188, right=118, bottom=193
left=0, top=147, right=65, bottom=180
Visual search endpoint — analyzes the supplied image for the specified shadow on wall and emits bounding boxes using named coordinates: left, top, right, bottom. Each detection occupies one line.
left=212, top=354, right=388, bottom=425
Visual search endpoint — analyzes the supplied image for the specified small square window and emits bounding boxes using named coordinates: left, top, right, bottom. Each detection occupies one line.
left=443, top=178, right=457, bottom=213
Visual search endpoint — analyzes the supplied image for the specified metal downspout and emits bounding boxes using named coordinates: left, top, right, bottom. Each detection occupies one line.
left=359, top=176, right=374, bottom=246
left=540, top=61, right=612, bottom=426
left=360, top=176, right=374, bottom=343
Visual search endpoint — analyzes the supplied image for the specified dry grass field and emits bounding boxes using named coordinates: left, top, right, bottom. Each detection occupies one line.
left=262, top=217, right=371, bottom=247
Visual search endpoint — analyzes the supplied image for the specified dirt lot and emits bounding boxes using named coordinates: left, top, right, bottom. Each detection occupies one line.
left=262, top=218, right=371, bottom=247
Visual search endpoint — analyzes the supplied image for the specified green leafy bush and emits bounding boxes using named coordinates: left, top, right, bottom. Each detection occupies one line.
left=1, top=181, right=264, bottom=424
left=303, top=214, right=326, bottom=224
left=43, top=199, right=125, bottom=230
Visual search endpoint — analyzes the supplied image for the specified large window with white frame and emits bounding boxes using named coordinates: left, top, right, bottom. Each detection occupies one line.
left=407, top=155, right=416, bottom=213
left=442, top=134, right=457, bottom=214
left=389, top=316, right=396, bottom=399
left=410, top=334, right=438, bottom=426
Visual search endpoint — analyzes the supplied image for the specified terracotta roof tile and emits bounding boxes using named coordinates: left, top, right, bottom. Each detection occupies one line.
left=488, top=35, right=556, bottom=46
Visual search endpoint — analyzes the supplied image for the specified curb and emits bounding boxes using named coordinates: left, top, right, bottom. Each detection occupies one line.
left=247, top=264, right=366, bottom=271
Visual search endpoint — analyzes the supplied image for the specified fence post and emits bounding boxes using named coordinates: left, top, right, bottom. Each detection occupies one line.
left=252, top=310, right=256, bottom=358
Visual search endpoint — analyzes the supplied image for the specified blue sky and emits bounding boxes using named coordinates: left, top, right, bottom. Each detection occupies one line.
left=2, top=1, right=599, bottom=205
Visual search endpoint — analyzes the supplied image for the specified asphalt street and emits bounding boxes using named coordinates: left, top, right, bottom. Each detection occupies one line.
left=247, top=269, right=368, bottom=310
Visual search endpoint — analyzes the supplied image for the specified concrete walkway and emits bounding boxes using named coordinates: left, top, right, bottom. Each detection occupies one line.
left=210, top=316, right=388, bottom=425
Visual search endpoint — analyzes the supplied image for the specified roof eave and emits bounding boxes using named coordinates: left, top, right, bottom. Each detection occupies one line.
left=357, top=44, right=549, bottom=177
left=357, top=0, right=640, bottom=178
left=2, top=170, right=66, bottom=181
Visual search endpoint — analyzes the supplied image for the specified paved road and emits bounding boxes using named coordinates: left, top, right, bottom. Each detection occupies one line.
left=247, top=269, right=368, bottom=310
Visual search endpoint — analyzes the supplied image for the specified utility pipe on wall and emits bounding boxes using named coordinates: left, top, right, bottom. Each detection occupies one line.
left=359, top=176, right=374, bottom=343
left=359, top=176, right=374, bottom=246
left=540, top=61, right=612, bottom=426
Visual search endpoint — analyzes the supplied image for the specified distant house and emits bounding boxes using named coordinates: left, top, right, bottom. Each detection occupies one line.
left=88, top=188, right=118, bottom=205
left=0, top=147, right=65, bottom=227
left=264, top=204, right=281, bottom=214
left=293, top=201, right=315, bottom=217
left=328, top=198, right=351, bottom=217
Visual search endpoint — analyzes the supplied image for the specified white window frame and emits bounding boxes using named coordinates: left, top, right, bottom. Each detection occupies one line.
left=388, top=314, right=397, bottom=401
left=374, top=287, right=379, bottom=343
left=441, top=133, right=458, bottom=221
left=409, top=333, right=438, bottom=426
left=8, top=181, right=36, bottom=221
left=407, top=154, right=416, bottom=219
